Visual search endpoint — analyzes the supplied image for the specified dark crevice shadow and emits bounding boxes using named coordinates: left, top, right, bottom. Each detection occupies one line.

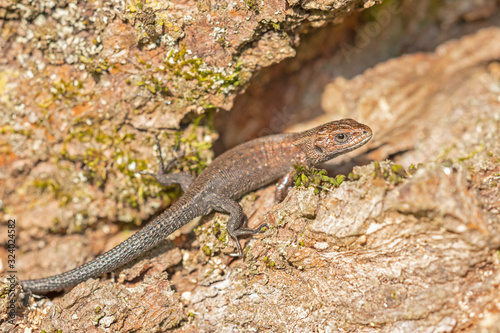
left=214, top=4, right=500, bottom=154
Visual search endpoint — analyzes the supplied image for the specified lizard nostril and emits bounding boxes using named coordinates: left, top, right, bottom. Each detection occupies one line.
left=363, top=130, right=367, bottom=135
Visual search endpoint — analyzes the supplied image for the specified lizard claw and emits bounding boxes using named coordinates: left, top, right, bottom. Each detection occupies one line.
left=256, top=223, right=269, bottom=233
left=153, top=133, right=166, bottom=172
left=153, top=133, right=186, bottom=174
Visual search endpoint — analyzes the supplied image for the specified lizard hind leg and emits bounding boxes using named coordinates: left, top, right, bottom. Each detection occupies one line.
left=207, top=195, right=267, bottom=257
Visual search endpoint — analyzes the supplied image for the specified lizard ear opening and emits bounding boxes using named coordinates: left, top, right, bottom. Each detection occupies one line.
left=314, top=144, right=324, bottom=154
left=313, top=134, right=330, bottom=153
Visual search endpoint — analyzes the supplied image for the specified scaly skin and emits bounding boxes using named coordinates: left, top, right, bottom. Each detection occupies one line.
left=20, top=119, right=372, bottom=293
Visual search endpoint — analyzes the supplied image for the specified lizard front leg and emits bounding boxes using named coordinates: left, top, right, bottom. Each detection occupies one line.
left=140, top=135, right=194, bottom=192
left=275, top=171, right=295, bottom=202
left=151, top=172, right=194, bottom=192
left=206, top=195, right=267, bottom=257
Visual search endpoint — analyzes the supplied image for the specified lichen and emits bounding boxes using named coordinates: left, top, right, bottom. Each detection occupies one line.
left=131, top=45, right=243, bottom=99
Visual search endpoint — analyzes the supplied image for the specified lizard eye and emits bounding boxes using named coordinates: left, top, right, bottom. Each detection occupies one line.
left=335, top=133, right=348, bottom=143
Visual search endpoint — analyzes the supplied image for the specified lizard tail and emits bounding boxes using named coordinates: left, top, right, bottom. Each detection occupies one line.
left=20, top=197, right=196, bottom=294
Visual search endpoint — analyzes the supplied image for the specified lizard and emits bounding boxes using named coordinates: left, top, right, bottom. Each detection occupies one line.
left=20, top=118, right=372, bottom=293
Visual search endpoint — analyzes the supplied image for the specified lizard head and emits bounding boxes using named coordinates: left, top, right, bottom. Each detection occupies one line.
left=305, top=118, right=373, bottom=164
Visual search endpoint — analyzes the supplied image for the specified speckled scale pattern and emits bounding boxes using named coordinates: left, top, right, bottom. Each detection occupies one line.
left=196, top=134, right=302, bottom=199
left=20, top=119, right=372, bottom=293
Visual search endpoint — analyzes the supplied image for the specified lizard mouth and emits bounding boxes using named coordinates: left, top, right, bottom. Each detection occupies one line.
left=350, top=131, right=373, bottom=150
left=358, top=133, right=373, bottom=146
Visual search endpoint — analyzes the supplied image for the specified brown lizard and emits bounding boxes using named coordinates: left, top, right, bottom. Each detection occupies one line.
left=20, top=118, right=372, bottom=293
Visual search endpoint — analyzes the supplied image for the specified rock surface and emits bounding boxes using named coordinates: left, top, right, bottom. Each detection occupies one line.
left=0, top=0, right=384, bottom=237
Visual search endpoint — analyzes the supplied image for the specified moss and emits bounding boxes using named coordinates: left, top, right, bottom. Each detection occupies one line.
left=33, top=178, right=60, bottom=194
left=176, top=113, right=215, bottom=176
left=408, top=163, right=421, bottom=175
left=136, top=74, right=168, bottom=94
left=293, top=164, right=347, bottom=194
left=333, top=174, right=345, bottom=187
left=245, top=0, right=259, bottom=10
left=81, top=56, right=110, bottom=75
left=391, top=164, right=407, bottom=177
left=202, top=244, right=212, bottom=256
left=50, top=78, right=85, bottom=102
left=372, top=162, right=410, bottom=185
left=212, top=219, right=228, bottom=243
left=456, top=143, right=485, bottom=162
left=271, top=22, right=281, bottom=30
left=348, top=172, right=360, bottom=180
left=59, top=114, right=215, bottom=218
left=372, top=161, right=382, bottom=178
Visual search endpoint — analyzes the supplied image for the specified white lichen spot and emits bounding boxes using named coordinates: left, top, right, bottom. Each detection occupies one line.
left=181, top=291, right=192, bottom=302
left=212, top=276, right=232, bottom=290
left=100, top=316, right=116, bottom=328
left=32, top=139, right=42, bottom=150
left=26, top=29, right=34, bottom=40
left=78, top=171, right=88, bottom=183
left=65, top=54, right=77, bottom=64
left=36, top=60, right=47, bottom=71
left=366, top=222, right=385, bottom=234
left=28, top=112, right=38, bottom=124
left=76, top=213, right=84, bottom=223
left=34, top=15, right=47, bottom=26
left=314, top=242, right=329, bottom=250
